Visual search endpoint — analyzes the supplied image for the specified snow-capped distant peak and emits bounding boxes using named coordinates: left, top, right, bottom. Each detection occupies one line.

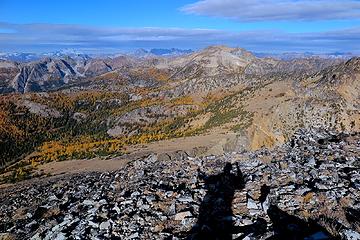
left=0, top=52, right=41, bottom=62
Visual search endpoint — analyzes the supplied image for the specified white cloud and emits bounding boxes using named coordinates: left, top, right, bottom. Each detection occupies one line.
left=181, top=0, right=360, bottom=21
left=0, top=22, right=360, bottom=53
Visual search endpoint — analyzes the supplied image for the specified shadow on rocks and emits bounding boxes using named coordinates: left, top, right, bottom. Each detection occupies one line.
left=187, top=162, right=337, bottom=240
left=267, top=205, right=335, bottom=240
left=187, top=162, right=244, bottom=240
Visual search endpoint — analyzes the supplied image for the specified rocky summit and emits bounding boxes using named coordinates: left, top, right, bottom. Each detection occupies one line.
left=0, top=128, right=359, bottom=239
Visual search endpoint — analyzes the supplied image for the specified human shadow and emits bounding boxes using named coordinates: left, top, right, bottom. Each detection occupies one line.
left=266, top=205, right=336, bottom=240
left=187, top=162, right=244, bottom=240
left=187, top=162, right=337, bottom=240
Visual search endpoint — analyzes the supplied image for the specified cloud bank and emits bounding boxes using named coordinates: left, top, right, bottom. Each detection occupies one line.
left=0, top=22, right=360, bottom=53
left=181, top=0, right=360, bottom=22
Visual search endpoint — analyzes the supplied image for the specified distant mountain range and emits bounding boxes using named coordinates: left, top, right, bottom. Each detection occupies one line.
left=0, top=48, right=194, bottom=62
left=1, top=45, right=345, bottom=94
left=149, top=48, right=193, bottom=56
left=2, top=48, right=357, bottom=63
left=0, top=52, right=40, bottom=62
left=255, top=51, right=357, bottom=60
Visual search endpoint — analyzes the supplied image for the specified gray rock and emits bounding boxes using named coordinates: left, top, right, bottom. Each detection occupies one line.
left=99, top=220, right=111, bottom=231
left=247, top=198, right=259, bottom=210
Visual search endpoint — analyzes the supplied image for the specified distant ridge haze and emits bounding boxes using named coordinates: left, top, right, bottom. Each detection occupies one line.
left=0, top=46, right=357, bottom=63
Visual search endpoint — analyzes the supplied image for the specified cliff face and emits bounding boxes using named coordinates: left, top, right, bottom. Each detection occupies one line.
left=1, top=55, right=136, bottom=93
left=0, top=60, right=19, bottom=93
left=11, top=58, right=78, bottom=93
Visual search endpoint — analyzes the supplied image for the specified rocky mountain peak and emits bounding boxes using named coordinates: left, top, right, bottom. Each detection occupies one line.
left=159, top=45, right=257, bottom=80
left=194, top=45, right=256, bottom=63
left=203, top=45, right=235, bottom=52
left=11, top=57, right=79, bottom=93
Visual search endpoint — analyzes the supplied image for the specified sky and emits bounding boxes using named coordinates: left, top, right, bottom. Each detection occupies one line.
left=0, top=0, right=360, bottom=53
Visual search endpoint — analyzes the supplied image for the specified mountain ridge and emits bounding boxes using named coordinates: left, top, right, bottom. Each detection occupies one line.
left=0, top=46, right=343, bottom=94
left=0, top=45, right=358, bottom=184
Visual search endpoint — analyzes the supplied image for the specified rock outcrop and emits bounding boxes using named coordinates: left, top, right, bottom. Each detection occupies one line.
left=0, top=128, right=359, bottom=239
left=12, top=58, right=78, bottom=93
left=0, top=60, right=19, bottom=93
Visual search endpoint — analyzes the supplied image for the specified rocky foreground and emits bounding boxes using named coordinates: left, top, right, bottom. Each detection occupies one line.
left=0, top=129, right=359, bottom=239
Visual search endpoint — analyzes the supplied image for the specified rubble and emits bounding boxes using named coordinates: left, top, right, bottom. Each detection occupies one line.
left=0, top=128, right=359, bottom=239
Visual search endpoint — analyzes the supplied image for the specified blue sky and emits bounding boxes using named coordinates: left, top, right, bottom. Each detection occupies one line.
left=1, top=0, right=360, bottom=53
